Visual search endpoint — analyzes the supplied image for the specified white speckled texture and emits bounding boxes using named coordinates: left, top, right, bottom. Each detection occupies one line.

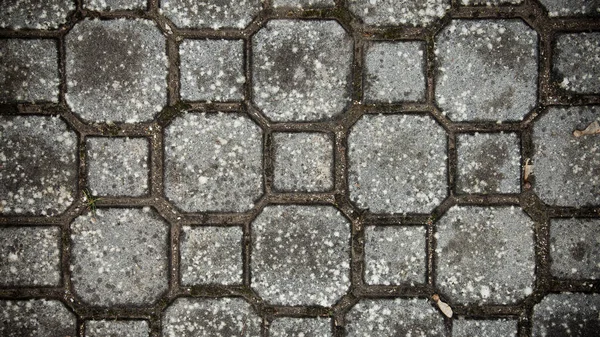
left=161, top=0, right=262, bottom=29
left=540, top=0, right=600, bottom=17
left=436, top=206, right=535, bottom=304
left=180, top=225, right=243, bottom=285
left=0, top=115, right=77, bottom=216
left=349, top=114, right=447, bottom=214
left=66, top=19, right=167, bottom=122
left=461, top=0, right=522, bottom=5
left=85, top=0, right=147, bottom=10
left=180, top=39, right=245, bottom=102
left=550, top=218, right=600, bottom=279
left=164, top=112, right=263, bottom=212
left=0, top=0, right=74, bottom=29
left=453, top=318, right=518, bottom=337
left=269, top=317, right=332, bottom=337
left=348, top=0, right=451, bottom=27
left=533, top=293, right=600, bottom=337
left=70, top=208, right=169, bottom=306
left=273, top=0, right=334, bottom=7
left=252, top=20, right=352, bottom=121
left=435, top=20, right=538, bottom=121
left=0, top=299, right=76, bottom=337
left=251, top=205, right=350, bottom=306
left=554, top=32, right=600, bottom=94
left=86, top=137, right=149, bottom=197
left=86, top=320, right=149, bottom=337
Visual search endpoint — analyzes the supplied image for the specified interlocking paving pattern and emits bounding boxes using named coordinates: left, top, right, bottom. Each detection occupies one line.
left=1, top=0, right=599, bottom=336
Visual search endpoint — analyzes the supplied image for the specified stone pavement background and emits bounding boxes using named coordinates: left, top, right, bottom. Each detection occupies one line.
left=0, top=0, right=599, bottom=336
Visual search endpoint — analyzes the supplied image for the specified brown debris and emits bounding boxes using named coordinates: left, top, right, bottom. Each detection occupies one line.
left=573, top=121, right=600, bottom=138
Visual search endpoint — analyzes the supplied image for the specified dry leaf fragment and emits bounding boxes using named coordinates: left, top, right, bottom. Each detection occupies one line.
left=432, top=294, right=453, bottom=318
left=524, top=158, right=534, bottom=183
left=573, top=121, right=600, bottom=138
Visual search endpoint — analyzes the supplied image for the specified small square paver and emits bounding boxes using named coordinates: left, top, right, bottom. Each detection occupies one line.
left=554, top=32, right=600, bottom=94
left=162, top=298, right=261, bottom=337
left=86, top=320, right=149, bottom=337
left=86, top=137, right=149, bottom=197
left=0, top=299, right=76, bottom=337
left=0, top=226, right=61, bottom=287
left=457, top=132, right=520, bottom=194
left=0, top=0, right=74, bottom=29
left=180, top=226, right=243, bottom=285
left=85, top=0, right=147, bottom=11
left=70, top=208, right=169, bottom=306
left=1, top=39, right=59, bottom=103
left=533, top=293, right=600, bottom=337
left=180, top=39, right=245, bottom=102
left=364, top=226, right=426, bottom=285
left=161, top=0, right=262, bottom=29
left=269, top=317, right=332, bottom=337
left=540, top=0, right=600, bottom=17
left=348, top=0, right=451, bottom=26
left=273, top=0, right=334, bottom=7
left=273, top=132, right=333, bottom=192
left=550, top=218, right=600, bottom=279
left=436, top=206, right=535, bottom=304
left=453, top=318, right=518, bottom=337
left=364, top=41, right=426, bottom=103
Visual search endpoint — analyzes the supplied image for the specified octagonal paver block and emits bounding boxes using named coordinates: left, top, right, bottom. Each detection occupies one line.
left=348, top=114, right=447, bottom=214
left=0, top=39, right=59, bottom=103
left=86, top=320, right=149, bottom=337
left=269, top=317, right=332, bottom=337
left=435, top=20, right=538, bottom=121
left=554, top=32, right=600, bottom=94
left=533, top=293, right=600, bottom=337
left=365, top=225, right=426, bottom=285
left=66, top=19, right=167, bottom=122
left=251, top=205, right=350, bottom=306
left=161, top=0, right=262, bottom=29
left=0, top=0, right=74, bottom=29
left=532, top=106, right=600, bottom=207
left=162, top=297, right=261, bottom=337
left=540, top=0, right=600, bottom=17
left=0, top=299, right=76, bottom=337
left=550, top=218, right=600, bottom=279
left=346, top=298, right=445, bottom=336
left=70, top=208, right=169, bottom=306
left=252, top=20, right=352, bottom=122
left=436, top=206, right=535, bottom=304
left=85, top=0, right=147, bottom=11
left=0, top=226, right=61, bottom=286
left=273, top=0, right=334, bottom=8
left=453, top=318, right=518, bottom=337
left=164, top=112, right=263, bottom=212
left=348, top=0, right=450, bottom=27
left=0, top=115, right=77, bottom=216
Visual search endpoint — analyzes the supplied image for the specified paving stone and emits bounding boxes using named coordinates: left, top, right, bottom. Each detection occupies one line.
left=272, top=132, right=333, bottom=192
left=550, top=218, right=600, bottom=279
left=435, top=20, right=538, bottom=121
left=540, top=0, right=600, bottom=17
left=348, top=114, right=447, bottom=214
left=0, top=226, right=60, bottom=286
left=436, top=206, right=535, bottom=304
left=86, top=320, right=149, bottom=337
left=85, top=0, right=146, bottom=10
left=532, top=293, right=600, bottom=337
left=66, top=19, right=167, bottom=122
left=553, top=32, right=600, bottom=94
left=364, top=41, right=426, bottom=103
left=252, top=20, right=352, bottom=121
left=269, top=317, right=332, bottom=337
left=161, top=0, right=262, bottom=29
left=164, top=112, right=263, bottom=212
left=453, top=318, right=518, bottom=337
left=86, top=137, right=149, bottom=197
left=0, top=0, right=74, bottom=29
left=364, top=225, right=426, bottom=285
left=532, top=106, right=600, bottom=207
left=180, top=225, right=243, bottom=285
left=70, top=208, right=169, bottom=306
left=162, top=297, right=261, bottom=337
left=347, top=0, right=451, bottom=27
left=251, top=205, right=350, bottom=306
left=456, top=132, right=521, bottom=194
left=179, top=39, right=245, bottom=102
left=272, top=0, right=334, bottom=8
left=0, top=115, right=77, bottom=216
left=345, top=298, right=445, bottom=336
left=0, top=39, right=59, bottom=103
left=461, top=0, right=522, bottom=4
left=0, top=299, right=76, bottom=337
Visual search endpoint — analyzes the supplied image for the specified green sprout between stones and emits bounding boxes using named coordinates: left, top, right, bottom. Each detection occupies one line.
left=83, top=188, right=101, bottom=218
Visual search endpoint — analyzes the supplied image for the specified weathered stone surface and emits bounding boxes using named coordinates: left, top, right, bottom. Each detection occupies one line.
left=550, top=218, right=600, bottom=279
left=86, top=320, right=149, bottom=337
left=273, top=0, right=334, bottom=7
left=453, top=318, right=518, bottom=337
left=85, top=0, right=147, bottom=10
left=348, top=0, right=451, bottom=27
left=349, top=114, right=447, bottom=214
left=554, top=32, right=600, bottom=94
left=540, top=0, right=600, bottom=17
left=269, top=317, right=332, bottom=337
left=252, top=20, right=352, bottom=121
left=533, top=293, right=600, bottom=337
left=0, top=300, right=76, bottom=337
left=251, top=205, right=350, bottom=306
left=0, top=0, right=74, bottom=29
left=435, top=20, right=538, bottom=121
left=0, top=115, right=77, bottom=216
left=161, top=0, right=262, bottom=29
left=164, top=112, right=263, bottom=212
left=70, top=208, right=169, bottom=306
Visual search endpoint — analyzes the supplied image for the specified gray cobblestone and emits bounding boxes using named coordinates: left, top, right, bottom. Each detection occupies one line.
left=453, top=318, right=518, bottom=337
left=85, top=0, right=147, bottom=11
left=539, top=0, right=600, bottom=17
left=533, top=293, right=600, bottom=337
left=0, top=299, right=76, bottom=337
left=269, top=317, right=332, bottom=337
left=550, top=218, right=600, bottom=279
left=86, top=320, right=149, bottom=337
left=347, top=0, right=450, bottom=27
left=0, top=0, right=73, bottom=29
left=272, top=0, right=334, bottom=8
left=161, top=0, right=262, bottom=29
left=554, top=32, right=600, bottom=94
